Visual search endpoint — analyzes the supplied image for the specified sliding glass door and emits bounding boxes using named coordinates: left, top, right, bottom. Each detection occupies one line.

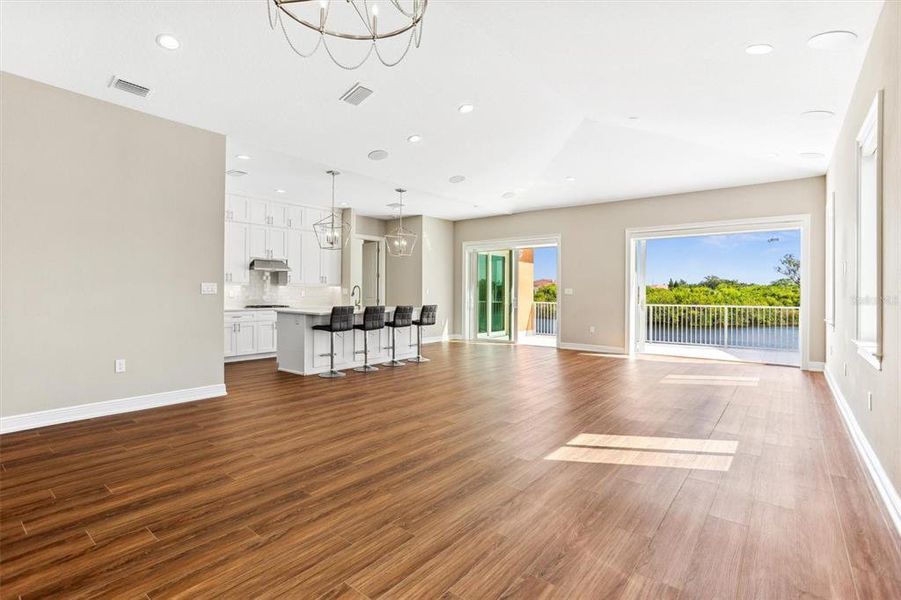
left=476, top=251, right=511, bottom=341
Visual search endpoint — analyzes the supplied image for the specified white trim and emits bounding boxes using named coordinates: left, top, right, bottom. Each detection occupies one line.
left=423, top=334, right=462, bottom=344
left=559, top=342, right=625, bottom=354
left=0, top=384, right=227, bottom=434
left=625, top=214, right=812, bottom=370
left=824, top=369, right=901, bottom=536
left=806, top=361, right=825, bottom=372
left=225, top=352, right=276, bottom=363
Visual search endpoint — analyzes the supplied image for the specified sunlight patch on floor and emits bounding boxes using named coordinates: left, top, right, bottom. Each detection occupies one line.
left=660, top=374, right=760, bottom=386
left=568, top=433, right=738, bottom=454
left=546, top=433, right=738, bottom=471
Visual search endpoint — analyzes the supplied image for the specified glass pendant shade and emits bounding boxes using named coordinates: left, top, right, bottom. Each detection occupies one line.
left=315, top=170, right=351, bottom=250
left=386, top=188, right=417, bottom=257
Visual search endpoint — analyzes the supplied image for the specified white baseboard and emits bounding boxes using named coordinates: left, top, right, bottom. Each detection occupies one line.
left=225, top=352, right=276, bottom=363
left=805, top=361, right=825, bottom=372
left=0, top=384, right=227, bottom=434
left=558, top=342, right=626, bottom=354
left=824, top=368, right=901, bottom=536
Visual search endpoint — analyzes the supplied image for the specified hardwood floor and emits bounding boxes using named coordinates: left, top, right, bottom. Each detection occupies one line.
left=2, top=342, right=900, bottom=599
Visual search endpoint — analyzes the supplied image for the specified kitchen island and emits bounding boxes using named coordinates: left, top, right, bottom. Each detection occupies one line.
left=276, top=306, right=420, bottom=375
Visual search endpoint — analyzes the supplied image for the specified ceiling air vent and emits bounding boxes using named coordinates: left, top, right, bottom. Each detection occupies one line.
left=109, top=76, right=151, bottom=98
left=226, top=170, right=248, bottom=177
left=339, top=82, right=373, bottom=106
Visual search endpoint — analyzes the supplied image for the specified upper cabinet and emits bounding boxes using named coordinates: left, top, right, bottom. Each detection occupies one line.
left=224, top=195, right=341, bottom=287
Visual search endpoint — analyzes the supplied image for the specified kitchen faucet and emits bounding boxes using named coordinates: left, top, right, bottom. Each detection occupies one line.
left=351, top=285, right=362, bottom=308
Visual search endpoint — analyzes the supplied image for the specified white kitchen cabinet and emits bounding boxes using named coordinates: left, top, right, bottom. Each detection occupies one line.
left=287, top=205, right=305, bottom=230
left=225, top=222, right=249, bottom=284
left=235, top=321, right=257, bottom=355
left=226, top=195, right=249, bottom=222
left=322, top=247, right=341, bottom=286
left=286, top=230, right=304, bottom=285
left=256, top=319, right=277, bottom=353
left=225, top=324, right=237, bottom=356
left=248, top=199, right=269, bottom=225
left=312, top=329, right=348, bottom=368
left=269, top=204, right=289, bottom=228
left=268, top=228, right=288, bottom=260
left=302, top=231, right=322, bottom=285
left=249, top=225, right=269, bottom=259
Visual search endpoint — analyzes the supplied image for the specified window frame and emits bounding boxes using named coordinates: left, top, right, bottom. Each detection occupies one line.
left=854, top=90, right=883, bottom=371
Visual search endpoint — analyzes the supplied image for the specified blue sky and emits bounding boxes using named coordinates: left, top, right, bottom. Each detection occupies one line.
left=646, top=230, right=800, bottom=285
left=533, top=246, right=558, bottom=280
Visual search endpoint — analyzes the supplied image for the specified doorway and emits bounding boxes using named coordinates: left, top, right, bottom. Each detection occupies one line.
left=625, top=216, right=811, bottom=369
left=350, top=235, right=386, bottom=307
left=463, top=236, right=561, bottom=346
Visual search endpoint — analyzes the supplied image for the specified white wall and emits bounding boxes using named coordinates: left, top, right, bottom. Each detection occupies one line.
left=421, top=216, right=455, bottom=339
left=825, top=1, right=900, bottom=495
left=0, top=73, right=226, bottom=419
left=453, top=177, right=826, bottom=361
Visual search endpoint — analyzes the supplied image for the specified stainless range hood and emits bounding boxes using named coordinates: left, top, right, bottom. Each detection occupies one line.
left=249, top=258, right=290, bottom=285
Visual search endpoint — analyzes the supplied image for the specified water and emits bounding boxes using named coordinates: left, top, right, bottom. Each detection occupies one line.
left=647, top=325, right=799, bottom=350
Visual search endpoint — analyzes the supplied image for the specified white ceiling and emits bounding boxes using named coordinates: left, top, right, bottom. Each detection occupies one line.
left=0, top=1, right=884, bottom=220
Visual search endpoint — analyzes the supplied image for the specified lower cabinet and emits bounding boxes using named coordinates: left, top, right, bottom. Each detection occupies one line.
left=312, top=329, right=348, bottom=368
left=225, top=311, right=277, bottom=359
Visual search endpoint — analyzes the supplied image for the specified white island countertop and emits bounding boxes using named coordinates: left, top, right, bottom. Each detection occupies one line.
left=274, top=306, right=404, bottom=317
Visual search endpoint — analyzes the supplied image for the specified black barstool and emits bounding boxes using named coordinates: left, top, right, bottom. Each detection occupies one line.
left=312, top=306, right=355, bottom=378
left=383, top=305, right=414, bottom=367
left=408, top=305, right=438, bottom=363
left=353, top=305, right=385, bottom=373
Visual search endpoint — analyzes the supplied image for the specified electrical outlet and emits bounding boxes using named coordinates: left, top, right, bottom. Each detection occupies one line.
left=589, top=326, right=596, bottom=334
left=564, top=288, right=574, bottom=296
left=115, top=359, right=126, bottom=373
left=867, top=391, right=873, bottom=411
left=201, top=282, right=218, bottom=295
left=300, top=289, right=306, bottom=297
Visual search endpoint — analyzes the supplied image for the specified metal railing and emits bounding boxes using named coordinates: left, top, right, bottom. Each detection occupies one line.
left=533, top=301, right=558, bottom=335
left=645, top=304, right=799, bottom=350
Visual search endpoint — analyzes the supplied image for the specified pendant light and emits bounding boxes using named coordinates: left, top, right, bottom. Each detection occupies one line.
left=313, top=170, right=351, bottom=250
left=386, top=188, right=417, bottom=257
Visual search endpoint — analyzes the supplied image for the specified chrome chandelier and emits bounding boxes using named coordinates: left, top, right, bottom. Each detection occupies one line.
left=268, top=0, right=428, bottom=70
left=386, top=188, right=417, bottom=257
left=314, top=170, right=351, bottom=250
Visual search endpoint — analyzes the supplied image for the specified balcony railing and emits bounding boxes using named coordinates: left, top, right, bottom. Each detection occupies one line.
left=645, top=304, right=799, bottom=351
left=533, top=301, right=558, bottom=336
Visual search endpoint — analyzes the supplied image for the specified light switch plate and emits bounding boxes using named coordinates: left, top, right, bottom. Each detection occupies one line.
left=564, top=288, right=574, bottom=295
left=201, top=282, right=218, bottom=295
left=115, top=359, right=126, bottom=373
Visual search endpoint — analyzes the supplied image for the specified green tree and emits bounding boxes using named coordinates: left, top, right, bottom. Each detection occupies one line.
left=534, top=283, right=557, bottom=302
left=774, top=253, right=800, bottom=285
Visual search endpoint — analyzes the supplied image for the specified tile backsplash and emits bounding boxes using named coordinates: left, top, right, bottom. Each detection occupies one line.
left=225, top=271, right=341, bottom=309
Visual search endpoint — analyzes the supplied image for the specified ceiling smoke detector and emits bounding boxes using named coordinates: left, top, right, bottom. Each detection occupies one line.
left=226, top=169, right=248, bottom=177
left=108, top=76, right=151, bottom=98
left=340, top=83, right=374, bottom=106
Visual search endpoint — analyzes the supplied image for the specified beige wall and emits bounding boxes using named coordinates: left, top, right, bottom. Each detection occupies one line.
left=356, top=215, right=387, bottom=237
left=0, top=73, right=226, bottom=418
left=385, top=216, right=423, bottom=308
left=453, top=176, right=826, bottom=360
left=825, top=1, right=900, bottom=493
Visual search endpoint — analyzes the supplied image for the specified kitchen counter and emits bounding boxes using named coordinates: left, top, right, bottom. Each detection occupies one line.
left=276, top=306, right=419, bottom=375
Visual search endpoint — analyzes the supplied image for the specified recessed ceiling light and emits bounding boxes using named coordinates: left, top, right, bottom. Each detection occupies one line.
left=799, top=152, right=825, bottom=159
left=564, top=176, right=576, bottom=182
left=502, top=191, right=516, bottom=199
left=275, top=188, right=286, bottom=194
left=407, top=134, right=422, bottom=143
left=155, top=34, right=180, bottom=50
left=368, top=149, right=389, bottom=161
left=800, top=110, right=835, bottom=120
left=234, top=154, right=251, bottom=160
left=745, top=44, right=773, bottom=55
left=458, top=104, right=475, bottom=114
left=225, top=169, right=247, bottom=177
left=449, top=175, right=466, bottom=184
left=627, top=116, right=640, bottom=121
left=807, top=30, right=857, bottom=50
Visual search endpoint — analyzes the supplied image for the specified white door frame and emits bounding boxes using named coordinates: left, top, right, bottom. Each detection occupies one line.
left=461, top=235, right=562, bottom=345
left=624, top=214, right=812, bottom=370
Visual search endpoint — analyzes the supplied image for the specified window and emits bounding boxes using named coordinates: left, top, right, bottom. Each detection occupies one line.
left=855, top=91, right=883, bottom=370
